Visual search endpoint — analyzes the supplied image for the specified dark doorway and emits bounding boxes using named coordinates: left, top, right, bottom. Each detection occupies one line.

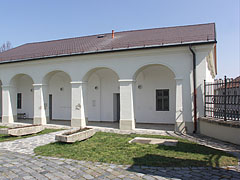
left=113, top=93, right=120, bottom=121
left=49, top=94, right=52, bottom=120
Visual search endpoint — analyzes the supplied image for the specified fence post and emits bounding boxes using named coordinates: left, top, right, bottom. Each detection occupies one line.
left=224, top=76, right=227, bottom=121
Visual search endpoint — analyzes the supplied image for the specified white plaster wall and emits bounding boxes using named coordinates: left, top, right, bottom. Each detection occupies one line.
left=48, top=72, right=71, bottom=120
left=0, top=44, right=216, bottom=125
left=87, top=74, right=100, bottom=121
left=15, top=75, right=34, bottom=118
left=195, top=46, right=215, bottom=118
left=0, top=81, right=2, bottom=117
left=206, top=62, right=214, bottom=83
left=87, top=69, right=119, bottom=122
left=199, top=118, right=240, bottom=145
left=135, top=65, right=176, bottom=124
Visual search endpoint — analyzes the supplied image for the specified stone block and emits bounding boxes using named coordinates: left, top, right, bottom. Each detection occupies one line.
left=0, top=125, right=44, bottom=136
left=55, top=128, right=96, bottom=143
left=129, top=137, right=178, bottom=146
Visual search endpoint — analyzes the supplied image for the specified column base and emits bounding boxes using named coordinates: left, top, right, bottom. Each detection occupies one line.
left=2, top=115, right=16, bottom=124
left=71, top=118, right=87, bottom=128
left=33, top=117, right=47, bottom=125
left=175, top=122, right=194, bottom=134
left=120, top=119, right=135, bottom=130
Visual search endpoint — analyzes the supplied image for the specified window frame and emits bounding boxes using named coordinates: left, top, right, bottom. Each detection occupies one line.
left=156, top=89, right=169, bottom=111
left=17, top=93, right=22, bottom=109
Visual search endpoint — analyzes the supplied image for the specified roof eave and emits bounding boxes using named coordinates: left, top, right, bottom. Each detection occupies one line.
left=0, top=40, right=217, bottom=65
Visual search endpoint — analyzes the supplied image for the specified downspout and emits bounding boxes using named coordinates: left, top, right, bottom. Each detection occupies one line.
left=189, top=45, right=197, bottom=133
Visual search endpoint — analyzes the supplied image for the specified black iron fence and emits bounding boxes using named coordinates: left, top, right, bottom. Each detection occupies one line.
left=204, top=76, right=240, bottom=121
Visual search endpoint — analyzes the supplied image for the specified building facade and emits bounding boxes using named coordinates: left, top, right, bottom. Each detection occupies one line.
left=0, top=23, right=217, bottom=133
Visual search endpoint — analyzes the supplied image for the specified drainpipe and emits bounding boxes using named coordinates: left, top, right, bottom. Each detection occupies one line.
left=189, top=45, right=197, bottom=133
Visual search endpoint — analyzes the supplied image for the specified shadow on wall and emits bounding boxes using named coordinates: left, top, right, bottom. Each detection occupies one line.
left=185, top=67, right=204, bottom=133
left=126, top=153, right=239, bottom=179
left=0, top=80, right=1, bottom=122
left=197, top=84, right=204, bottom=118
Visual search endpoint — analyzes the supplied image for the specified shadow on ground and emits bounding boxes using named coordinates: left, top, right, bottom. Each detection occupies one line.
left=127, top=154, right=240, bottom=179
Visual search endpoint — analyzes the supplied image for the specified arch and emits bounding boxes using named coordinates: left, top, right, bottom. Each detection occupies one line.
left=43, top=70, right=72, bottom=85
left=86, top=67, right=120, bottom=124
left=6, top=73, right=36, bottom=86
left=9, top=74, right=34, bottom=123
left=134, top=64, right=176, bottom=128
left=43, top=70, right=72, bottom=123
left=82, top=67, right=120, bottom=82
left=132, top=62, right=177, bottom=80
left=10, top=73, right=35, bottom=86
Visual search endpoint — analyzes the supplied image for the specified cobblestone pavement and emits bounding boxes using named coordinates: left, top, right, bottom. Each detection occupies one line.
left=0, top=150, right=240, bottom=180
left=0, top=125, right=240, bottom=179
left=0, top=129, right=68, bottom=154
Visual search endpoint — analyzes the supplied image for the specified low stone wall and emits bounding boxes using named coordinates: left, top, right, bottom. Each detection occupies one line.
left=199, top=117, right=240, bottom=145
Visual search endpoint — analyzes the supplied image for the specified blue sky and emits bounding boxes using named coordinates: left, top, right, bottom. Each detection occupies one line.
left=0, top=0, right=239, bottom=78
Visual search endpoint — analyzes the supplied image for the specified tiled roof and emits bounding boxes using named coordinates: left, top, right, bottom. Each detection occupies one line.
left=215, top=76, right=240, bottom=89
left=227, top=76, right=240, bottom=88
left=0, top=23, right=216, bottom=63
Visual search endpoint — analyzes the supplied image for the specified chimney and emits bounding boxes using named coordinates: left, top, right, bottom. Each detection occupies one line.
left=112, top=30, right=114, bottom=39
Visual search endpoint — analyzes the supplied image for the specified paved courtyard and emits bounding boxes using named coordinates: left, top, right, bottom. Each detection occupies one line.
left=0, top=125, right=240, bottom=180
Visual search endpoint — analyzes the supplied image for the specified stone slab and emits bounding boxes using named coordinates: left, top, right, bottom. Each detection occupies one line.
left=128, top=137, right=178, bottom=146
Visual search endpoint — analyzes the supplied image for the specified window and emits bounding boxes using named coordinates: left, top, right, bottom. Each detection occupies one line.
left=17, top=93, right=22, bottom=109
left=156, top=89, right=169, bottom=111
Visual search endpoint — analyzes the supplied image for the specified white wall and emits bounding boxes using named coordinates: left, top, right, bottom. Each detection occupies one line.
left=0, top=44, right=216, bottom=126
left=48, top=72, right=71, bottom=120
left=195, top=47, right=215, bottom=118
left=199, top=117, right=240, bottom=145
left=135, top=65, right=176, bottom=124
left=0, top=81, right=2, bottom=117
left=87, top=69, right=119, bottom=122
left=87, top=74, right=100, bottom=121
left=206, top=61, right=214, bottom=83
left=16, top=75, right=34, bottom=118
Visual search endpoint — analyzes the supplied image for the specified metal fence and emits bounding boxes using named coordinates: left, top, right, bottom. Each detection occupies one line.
left=204, top=76, right=240, bottom=121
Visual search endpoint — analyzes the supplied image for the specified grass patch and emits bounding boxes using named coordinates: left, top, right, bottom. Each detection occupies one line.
left=0, top=128, right=62, bottom=142
left=0, top=126, right=8, bottom=128
left=34, top=132, right=238, bottom=167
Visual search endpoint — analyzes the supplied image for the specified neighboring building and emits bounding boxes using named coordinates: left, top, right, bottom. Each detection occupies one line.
left=211, top=76, right=240, bottom=119
left=0, top=23, right=217, bottom=133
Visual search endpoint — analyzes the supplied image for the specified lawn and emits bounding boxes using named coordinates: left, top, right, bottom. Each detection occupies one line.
left=0, top=128, right=62, bottom=142
left=34, top=132, right=238, bottom=167
left=0, top=126, right=8, bottom=128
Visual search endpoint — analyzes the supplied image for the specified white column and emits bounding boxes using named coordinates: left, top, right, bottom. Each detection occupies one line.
left=119, top=79, right=135, bottom=130
left=175, top=78, right=185, bottom=133
left=71, top=81, right=87, bottom=128
left=1, top=84, right=16, bottom=124
left=33, top=84, right=48, bottom=125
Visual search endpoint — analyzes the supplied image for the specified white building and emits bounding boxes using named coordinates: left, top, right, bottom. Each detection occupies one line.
left=0, top=23, right=217, bottom=133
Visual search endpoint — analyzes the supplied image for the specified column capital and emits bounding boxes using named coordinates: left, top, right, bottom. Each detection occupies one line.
left=70, top=81, right=88, bottom=84
left=1, top=84, right=13, bottom=88
left=175, top=77, right=183, bottom=81
left=32, top=84, right=47, bottom=87
left=118, top=79, right=136, bottom=82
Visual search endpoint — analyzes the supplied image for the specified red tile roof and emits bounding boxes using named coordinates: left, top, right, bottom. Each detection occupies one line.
left=215, top=76, right=240, bottom=89
left=227, top=76, right=240, bottom=88
left=0, top=23, right=216, bottom=63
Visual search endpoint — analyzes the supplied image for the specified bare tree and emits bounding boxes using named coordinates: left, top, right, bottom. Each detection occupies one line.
left=0, top=41, right=12, bottom=53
